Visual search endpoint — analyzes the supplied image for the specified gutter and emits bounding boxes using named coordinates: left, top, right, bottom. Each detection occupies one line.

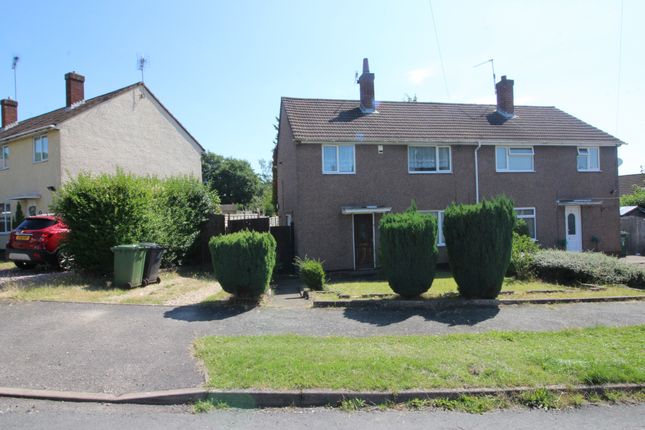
left=0, top=125, right=58, bottom=144
left=474, top=141, right=482, bottom=203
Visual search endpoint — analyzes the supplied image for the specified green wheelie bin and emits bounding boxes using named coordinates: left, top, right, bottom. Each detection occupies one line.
left=111, top=244, right=147, bottom=288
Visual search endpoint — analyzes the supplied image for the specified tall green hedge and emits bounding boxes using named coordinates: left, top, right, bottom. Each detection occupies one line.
left=443, top=196, right=515, bottom=299
left=52, top=171, right=218, bottom=273
left=209, top=231, right=276, bottom=297
left=379, top=210, right=438, bottom=298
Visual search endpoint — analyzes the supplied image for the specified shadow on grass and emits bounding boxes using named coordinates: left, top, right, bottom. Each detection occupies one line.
left=342, top=305, right=500, bottom=327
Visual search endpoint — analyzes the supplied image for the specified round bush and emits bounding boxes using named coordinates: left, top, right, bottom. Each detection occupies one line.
left=379, top=210, right=438, bottom=298
left=209, top=230, right=276, bottom=297
left=443, top=195, right=514, bottom=299
left=295, top=257, right=325, bottom=291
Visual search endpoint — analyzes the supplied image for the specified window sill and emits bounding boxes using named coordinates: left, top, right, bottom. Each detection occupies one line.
left=32, top=160, right=49, bottom=165
left=577, top=169, right=601, bottom=173
left=408, top=170, right=453, bottom=175
left=496, top=170, right=535, bottom=173
left=322, top=171, right=355, bottom=175
left=0, top=167, right=8, bottom=171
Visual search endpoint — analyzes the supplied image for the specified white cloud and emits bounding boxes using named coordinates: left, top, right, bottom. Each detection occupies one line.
left=406, top=66, right=435, bottom=85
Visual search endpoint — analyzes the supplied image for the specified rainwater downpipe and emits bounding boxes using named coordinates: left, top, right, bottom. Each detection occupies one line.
left=474, top=141, right=482, bottom=203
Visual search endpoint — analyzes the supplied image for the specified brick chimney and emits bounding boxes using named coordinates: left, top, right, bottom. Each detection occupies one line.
left=358, top=58, right=375, bottom=113
left=65, top=72, right=85, bottom=107
left=495, top=75, right=514, bottom=117
left=1, top=99, right=18, bottom=128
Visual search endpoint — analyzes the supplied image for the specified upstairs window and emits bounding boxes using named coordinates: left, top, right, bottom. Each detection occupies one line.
left=577, top=147, right=599, bottom=171
left=496, top=146, right=534, bottom=172
left=34, top=135, right=48, bottom=163
left=322, top=145, right=355, bottom=174
left=515, top=207, right=537, bottom=240
left=408, top=146, right=451, bottom=173
left=0, top=145, right=8, bottom=169
left=420, top=210, right=445, bottom=246
left=1, top=203, right=10, bottom=233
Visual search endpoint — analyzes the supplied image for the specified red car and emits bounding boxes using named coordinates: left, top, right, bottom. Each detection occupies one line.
left=6, top=215, right=72, bottom=270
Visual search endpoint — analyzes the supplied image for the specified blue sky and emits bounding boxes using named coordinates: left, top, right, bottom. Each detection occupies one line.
left=1, top=0, right=643, bottom=174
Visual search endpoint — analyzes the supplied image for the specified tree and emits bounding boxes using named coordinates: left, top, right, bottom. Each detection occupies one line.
left=13, top=202, right=25, bottom=227
left=202, top=152, right=260, bottom=205
left=621, top=183, right=645, bottom=207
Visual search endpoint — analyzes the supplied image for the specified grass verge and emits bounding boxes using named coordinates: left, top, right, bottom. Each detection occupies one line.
left=0, top=266, right=222, bottom=306
left=316, top=272, right=645, bottom=301
left=195, top=326, right=645, bottom=391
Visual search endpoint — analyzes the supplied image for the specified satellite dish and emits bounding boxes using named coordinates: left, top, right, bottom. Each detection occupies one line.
left=617, top=158, right=623, bottom=167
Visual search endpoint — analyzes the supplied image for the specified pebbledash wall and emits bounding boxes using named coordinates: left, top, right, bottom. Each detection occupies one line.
left=0, top=85, right=202, bottom=249
left=278, top=132, right=620, bottom=271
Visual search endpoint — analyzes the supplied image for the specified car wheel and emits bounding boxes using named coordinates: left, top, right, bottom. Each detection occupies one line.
left=56, top=249, right=74, bottom=271
left=14, top=261, right=36, bottom=270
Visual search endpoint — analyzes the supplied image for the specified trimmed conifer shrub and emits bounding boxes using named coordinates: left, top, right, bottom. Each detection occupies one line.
left=209, top=231, right=276, bottom=297
left=379, top=209, right=438, bottom=298
left=294, top=256, right=326, bottom=291
left=443, top=196, right=515, bottom=299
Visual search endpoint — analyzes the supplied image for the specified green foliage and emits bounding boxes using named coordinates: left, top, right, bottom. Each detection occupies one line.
left=513, top=218, right=530, bottom=237
left=379, top=210, right=438, bottom=298
left=13, top=201, right=25, bottom=226
left=209, top=230, right=276, bottom=297
left=443, top=195, right=515, bottom=299
left=52, top=172, right=155, bottom=273
left=508, top=232, right=540, bottom=280
left=620, top=183, right=645, bottom=207
left=531, top=249, right=645, bottom=288
left=150, top=177, right=220, bottom=266
left=294, top=256, right=325, bottom=291
left=518, top=389, right=558, bottom=410
left=339, top=398, right=366, bottom=411
left=52, top=172, right=217, bottom=273
left=202, top=152, right=260, bottom=205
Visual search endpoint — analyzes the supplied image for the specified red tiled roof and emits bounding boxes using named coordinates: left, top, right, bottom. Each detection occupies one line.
left=281, top=97, right=623, bottom=145
left=619, top=174, right=645, bottom=196
left=0, top=83, right=141, bottom=141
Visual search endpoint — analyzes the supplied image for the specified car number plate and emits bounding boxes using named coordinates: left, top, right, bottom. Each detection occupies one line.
left=15, top=235, right=31, bottom=241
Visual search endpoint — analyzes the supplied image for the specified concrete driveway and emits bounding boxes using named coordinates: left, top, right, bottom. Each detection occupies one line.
left=0, top=300, right=644, bottom=394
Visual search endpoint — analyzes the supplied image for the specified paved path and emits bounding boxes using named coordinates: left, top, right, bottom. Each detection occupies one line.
left=0, top=300, right=644, bottom=394
left=1, top=398, right=643, bottom=430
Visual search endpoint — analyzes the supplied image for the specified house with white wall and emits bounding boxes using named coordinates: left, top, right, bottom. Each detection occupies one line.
left=0, top=72, right=204, bottom=249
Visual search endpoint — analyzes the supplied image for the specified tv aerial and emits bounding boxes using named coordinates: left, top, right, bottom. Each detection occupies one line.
left=137, top=54, right=149, bottom=82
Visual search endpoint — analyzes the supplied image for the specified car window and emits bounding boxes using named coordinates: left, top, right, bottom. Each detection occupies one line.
left=16, top=218, right=56, bottom=231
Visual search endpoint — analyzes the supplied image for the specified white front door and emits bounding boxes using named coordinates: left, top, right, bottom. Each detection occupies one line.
left=565, top=205, right=582, bottom=252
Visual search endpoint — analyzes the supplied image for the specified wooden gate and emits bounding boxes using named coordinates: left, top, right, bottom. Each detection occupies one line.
left=270, top=225, right=295, bottom=274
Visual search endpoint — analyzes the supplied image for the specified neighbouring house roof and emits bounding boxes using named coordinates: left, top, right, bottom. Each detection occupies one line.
left=619, top=173, right=645, bottom=196
left=621, top=206, right=645, bottom=217
left=0, top=83, right=203, bottom=151
left=281, top=97, right=624, bottom=146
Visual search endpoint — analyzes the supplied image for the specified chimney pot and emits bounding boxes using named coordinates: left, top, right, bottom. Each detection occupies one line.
left=358, top=58, right=375, bottom=113
left=65, top=72, right=85, bottom=107
left=1, top=98, right=18, bottom=128
left=495, top=75, right=514, bottom=117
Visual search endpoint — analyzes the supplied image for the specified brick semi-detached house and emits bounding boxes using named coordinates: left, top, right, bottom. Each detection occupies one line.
left=0, top=72, right=203, bottom=250
left=275, top=58, right=623, bottom=271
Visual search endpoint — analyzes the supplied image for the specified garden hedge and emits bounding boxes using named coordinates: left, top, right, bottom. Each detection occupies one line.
left=209, top=230, right=276, bottom=297
left=52, top=171, right=218, bottom=273
left=443, top=195, right=515, bottom=299
left=379, top=209, right=438, bottom=298
left=294, top=257, right=326, bottom=291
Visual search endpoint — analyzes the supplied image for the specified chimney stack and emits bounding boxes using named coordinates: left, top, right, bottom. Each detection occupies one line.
left=65, top=72, right=85, bottom=107
left=1, top=99, right=18, bottom=128
left=358, top=58, right=375, bottom=113
left=495, top=75, right=514, bottom=117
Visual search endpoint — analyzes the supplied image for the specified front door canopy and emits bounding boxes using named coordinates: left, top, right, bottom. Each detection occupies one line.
left=341, top=206, right=391, bottom=215
left=556, top=199, right=602, bottom=206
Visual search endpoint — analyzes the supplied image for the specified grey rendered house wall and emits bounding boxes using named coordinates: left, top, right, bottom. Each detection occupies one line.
left=279, top=134, right=620, bottom=271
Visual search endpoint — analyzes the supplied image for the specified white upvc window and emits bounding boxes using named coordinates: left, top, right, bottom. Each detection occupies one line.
left=322, top=144, right=355, bottom=174
left=420, top=210, right=445, bottom=246
left=408, top=146, right=451, bottom=173
left=0, top=203, right=11, bottom=234
left=0, top=145, right=8, bottom=169
left=33, top=135, right=49, bottom=163
left=496, top=146, right=534, bottom=172
left=515, top=207, right=537, bottom=240
left=577, top=147, right=600, bottom=171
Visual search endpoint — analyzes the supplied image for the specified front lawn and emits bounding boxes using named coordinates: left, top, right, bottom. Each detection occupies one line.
left=195, top=325, right=645, bottom=391
left=315, top=272, right=645, bottom=301
left=0, top=267, right=222, bottom=305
